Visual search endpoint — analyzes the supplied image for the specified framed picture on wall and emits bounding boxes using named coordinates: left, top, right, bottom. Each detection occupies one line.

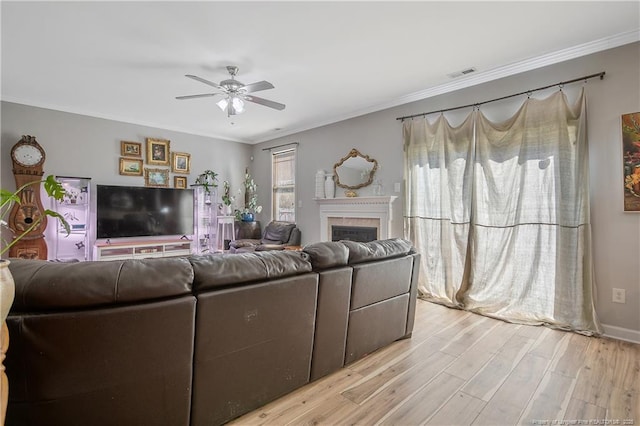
left=622, top=112, right=640, bottom=212
left=144, top=168, right=170, bottom=187
left=172, top=152, right=191, bottom=174
left=120, top=141, right=142, bottom=157
left=146, top=138, right=170, bottom=166
left=119, top=158, right=143, bottom=176
left=174, top=176, right=187, bottom=189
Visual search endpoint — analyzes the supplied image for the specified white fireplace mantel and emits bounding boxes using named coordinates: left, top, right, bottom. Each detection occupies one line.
left=315, top=196, right=397, bottom=241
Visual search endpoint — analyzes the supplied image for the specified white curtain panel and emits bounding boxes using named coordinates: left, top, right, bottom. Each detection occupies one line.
left=403, top=114, right=474, bottom=307
left=404, top=89, right=601, bottom=335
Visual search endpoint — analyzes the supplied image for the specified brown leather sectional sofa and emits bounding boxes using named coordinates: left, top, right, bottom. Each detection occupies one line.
left=5, top=238, right=420, bottom=426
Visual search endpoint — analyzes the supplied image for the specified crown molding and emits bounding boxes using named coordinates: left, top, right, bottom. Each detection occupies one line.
left=390, top=29, right=640, bottom=107
left=256, top=29, right=640, bottom=144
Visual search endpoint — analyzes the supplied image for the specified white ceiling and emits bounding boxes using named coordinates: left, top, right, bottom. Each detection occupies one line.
left=2, top=1, right=639, bottom=144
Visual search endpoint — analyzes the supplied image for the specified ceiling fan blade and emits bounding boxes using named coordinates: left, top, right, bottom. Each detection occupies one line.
left=241, top=80, right=274, bottom=93
left=185, top=74, right=223, bottom=90
left=244, top=95, right=286, bottom=111
left=175, top=93, right=220, bottom=100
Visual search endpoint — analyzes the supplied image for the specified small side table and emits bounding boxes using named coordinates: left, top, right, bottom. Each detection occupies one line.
left=236, top=220, right=262, bottom=240
left=217, top=216, right=236, bottom=250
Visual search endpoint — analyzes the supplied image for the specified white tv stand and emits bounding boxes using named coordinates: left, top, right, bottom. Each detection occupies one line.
left=94, top=239, right=192, bottom=261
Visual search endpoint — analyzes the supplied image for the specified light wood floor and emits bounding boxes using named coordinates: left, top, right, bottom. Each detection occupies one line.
left=231, top=299, right=639, bottom=426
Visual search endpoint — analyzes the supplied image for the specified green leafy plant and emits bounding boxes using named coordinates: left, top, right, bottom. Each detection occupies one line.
left=221, top=180, right=234, bottom=206
left=1, top=175, right=70, bottom=257
left=194, top=170, right=219, bottom=194
left=234, top=169, right=262, bottom=221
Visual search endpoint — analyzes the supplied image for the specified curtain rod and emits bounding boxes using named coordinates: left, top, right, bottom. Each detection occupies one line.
left=395, top=71, right=605, bottom=121
left=261, top=142, right=299, bottom=151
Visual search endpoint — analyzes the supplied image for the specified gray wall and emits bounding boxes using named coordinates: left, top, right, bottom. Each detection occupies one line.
left=1, top=103, right=253, bottom=246
left=254, top=42, right=640, bottom=337
left=1, top=43, right=638, bottom=337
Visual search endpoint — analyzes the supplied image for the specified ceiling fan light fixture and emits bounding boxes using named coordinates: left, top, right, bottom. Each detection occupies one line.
left=216, top=98, right=228, bottom=111
left=232, top=97, right=245, bottom=113
left=217, top=96, right=244, bottom=115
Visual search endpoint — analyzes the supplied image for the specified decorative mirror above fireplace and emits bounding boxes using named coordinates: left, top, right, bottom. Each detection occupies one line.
left=333, top=148, right=378, bottom=191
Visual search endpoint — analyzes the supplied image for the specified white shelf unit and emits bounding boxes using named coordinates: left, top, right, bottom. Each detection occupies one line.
left=192, top=184, right=218, bottom=254
left=51, top=176, right=92, bottom=261
left=93, top=239, right=192, bottom=261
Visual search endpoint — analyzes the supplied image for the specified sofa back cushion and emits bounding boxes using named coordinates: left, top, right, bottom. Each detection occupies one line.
left=8, top=257, right=194, bottom=312
left=350, top=256, right=414, bottom=309
left=189, top=250, right=312, bottom=292
left=303, top=241, right=349, bottom=270
left=262, top=221, right=296, bottom=244
left=341, top=238, right=413, bottom=264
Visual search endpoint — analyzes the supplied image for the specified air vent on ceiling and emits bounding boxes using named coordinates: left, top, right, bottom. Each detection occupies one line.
left=447, top=67, right=477, bottom=78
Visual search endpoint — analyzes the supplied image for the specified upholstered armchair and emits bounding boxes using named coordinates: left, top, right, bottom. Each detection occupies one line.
left=229, top=221, right=301, bottom=253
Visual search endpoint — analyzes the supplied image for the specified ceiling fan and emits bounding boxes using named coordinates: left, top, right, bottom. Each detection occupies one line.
left=176, top=66, right=286, bottom=117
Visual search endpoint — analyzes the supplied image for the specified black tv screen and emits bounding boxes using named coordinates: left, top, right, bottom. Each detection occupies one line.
left=96, top=185, right=194, bottom=239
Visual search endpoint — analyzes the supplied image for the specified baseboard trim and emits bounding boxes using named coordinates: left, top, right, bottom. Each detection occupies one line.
left=601, top=323, right=640, bottom=344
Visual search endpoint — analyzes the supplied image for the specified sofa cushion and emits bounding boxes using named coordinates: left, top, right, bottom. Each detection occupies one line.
left=262, top=221, right=296, bottom=244
left=345, top=293, right=410, bottom=365
left=341, top=238, right=413, bottom=264
left=303, top=241, right=349, bottom=270
left=230, top=239, right=261, bottom=248
left=261, top=238, right=284, bottom=245
left=350, top=256, right=413, bottom=309
left=8, top=257, right=194, bottom=312
left=254, top=244, right=286, bottom=251
left=189, top=250, right=311, bottom=292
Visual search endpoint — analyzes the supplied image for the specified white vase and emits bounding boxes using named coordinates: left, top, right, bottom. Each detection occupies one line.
left=324, top=175, right=335, bottom=198
left=372, top=180, right=384, bottom=196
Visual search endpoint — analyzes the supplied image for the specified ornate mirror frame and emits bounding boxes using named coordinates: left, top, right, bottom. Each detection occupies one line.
left=333, top=148, right=379, bottom=190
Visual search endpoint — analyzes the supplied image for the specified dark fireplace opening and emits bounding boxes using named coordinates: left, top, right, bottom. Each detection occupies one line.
left=331, top=225, right=377, bottom=243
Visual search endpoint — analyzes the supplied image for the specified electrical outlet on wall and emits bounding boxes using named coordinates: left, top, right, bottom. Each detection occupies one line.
left=612, top=288, right=626, bottom=304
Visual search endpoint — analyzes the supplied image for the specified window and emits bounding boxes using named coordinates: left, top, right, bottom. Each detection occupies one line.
left=272, top=148, right=296, bottom=222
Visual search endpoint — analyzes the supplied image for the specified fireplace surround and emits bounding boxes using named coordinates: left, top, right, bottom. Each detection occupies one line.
left=315, top=196, right=397, bottom=242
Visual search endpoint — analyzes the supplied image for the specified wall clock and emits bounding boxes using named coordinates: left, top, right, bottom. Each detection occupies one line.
left=11, top=143, right=45, bottom=167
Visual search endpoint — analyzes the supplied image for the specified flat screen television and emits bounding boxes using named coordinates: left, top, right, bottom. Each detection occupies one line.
left=96, top=185, right=194, bottom=239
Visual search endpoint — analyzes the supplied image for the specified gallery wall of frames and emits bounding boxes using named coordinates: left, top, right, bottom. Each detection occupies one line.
left=118, top=138, right=191, bottom=189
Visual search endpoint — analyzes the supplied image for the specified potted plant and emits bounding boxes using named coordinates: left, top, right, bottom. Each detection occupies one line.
left=1, top=175, right=71, bottom=339
left=220, top=181, right=234, bottom=216
left=194, top=170, right=218, bottom=205
left=1, top=175, right=70, bottom=257
left=234, top=169, right=262, bottom=222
